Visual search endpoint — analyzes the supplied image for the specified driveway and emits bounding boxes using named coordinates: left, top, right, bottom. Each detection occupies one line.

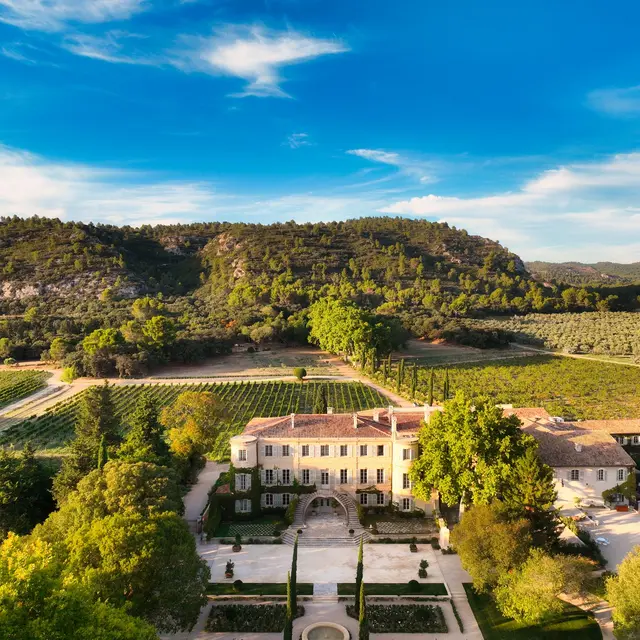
left=585, top=508, right=640, bottom=569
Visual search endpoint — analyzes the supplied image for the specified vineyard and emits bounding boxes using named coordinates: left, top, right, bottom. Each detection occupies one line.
left=0, top=380, right=391, bottom=455
left=470, top=312, right=640, bottom=357
left=382, top=355, right=640, bottom=420
left=0, top=370, right=50, bottom=409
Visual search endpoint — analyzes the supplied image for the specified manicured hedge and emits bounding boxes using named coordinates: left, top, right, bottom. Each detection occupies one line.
left=347, top=603, right=447, bottom=633
left=206, top=604, right=304, bottom=632
left=339, top=582, right=447, bottom=596
left=207, top=582, right=314, bottom=596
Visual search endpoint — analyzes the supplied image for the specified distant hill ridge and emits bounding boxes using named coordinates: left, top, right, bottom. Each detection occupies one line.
left=526, top=261, right=640, bottom=285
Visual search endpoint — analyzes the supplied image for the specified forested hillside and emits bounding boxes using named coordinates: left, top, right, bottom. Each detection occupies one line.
left=0, top=215, right=636, bottom=376
left=527, top=260, right=640, bottom=285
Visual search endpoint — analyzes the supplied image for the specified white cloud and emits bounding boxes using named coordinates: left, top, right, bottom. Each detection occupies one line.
left=62, top=31, right=155, bottom=65
left=285, top=132, right=312, bottom=149
left=173, top=25, right=348, bottom=97
left=347, top=148, right=436, bottom=183
left=588, top=85, right=640, bottom=117
left=382, top=152, right=640, bottom=261
left=0, top=0, right=148, bottom=32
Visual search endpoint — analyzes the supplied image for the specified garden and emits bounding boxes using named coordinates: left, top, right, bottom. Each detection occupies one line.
left=0, top=380, right=391, bottom=453
left=347, top=603, right=447, bottom=633
left=0, top=370, right=50, bottom=409
left=205, top=603, right=304, bottom=632
left=338, top=582, right=447, bottom=596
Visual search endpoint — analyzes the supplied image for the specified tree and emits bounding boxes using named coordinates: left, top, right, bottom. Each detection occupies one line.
left=61, top=365, right=78, bottom=383
left=131, top=296, right=166, bottom=322
left=607, top=546, right=640, bottom=639
left=495, top=549, right=591, bottom=625
left=97, top=435, right=108, bottom=470
left=0, top=533, right=158, bottom=640
left=313, top=385, right=328, bottom=414
left=0, top=337, right=11, bottom=359
left=443, top=369, right=450, bottom=401
left=428, top=369, right=434, bottom=406
left=293, top=367, right=307, bottom=383
left=410, top=362, right=418, bottom=399
left=450, top=502, right=531, bottom=592
left=358, top=582, right=369, bottom=640
left=284, top=570, right=294, bottom=640
left=290, top=533, right=298, bottom=612
left=141, top=316, right=176, bottom=351
left=49, top=337, right=68, bottom=362
left=0, top=445, right=55, bottom=540
left=355, top=536, right=364, bottom=615
left=53, top=382, right=120, bottom=501
left=118, top=392, right=170, bottom=464
left=82, top=328, right=123, bottom=356
left=410, top=393, right=534, bottom=506
left=396, top=358, right=404, bottom=393
left=502, top=446, right=557, bottom=544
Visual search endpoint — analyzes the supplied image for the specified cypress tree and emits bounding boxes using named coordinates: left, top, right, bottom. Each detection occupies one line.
left=410, top=362, right=418, bottom=399
left=290, top=533, right=298, bottom=610
left=442, top=369, right=450, bottom=401
left=358, top=583, right=369, bottom=640
left=284, top=572, right=294, bottom=640
left=313, top=385, right=328, bottom=414
left=396, top=358, right=405, bottom=393
left=386, top=353, right=392, bottom=382
left=369, top=348, right=377, bottom=375
left=97, top=434, right=108, bottom=470
left=428, top=369, right=434, bottom=406
left=355, top=536, right=364, bottom=615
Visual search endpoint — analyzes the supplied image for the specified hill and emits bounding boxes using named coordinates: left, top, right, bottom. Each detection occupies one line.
left=526, top=260, right=640, bottom=285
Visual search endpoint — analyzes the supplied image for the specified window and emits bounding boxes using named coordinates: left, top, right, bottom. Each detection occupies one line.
left=301, top=445, right=310, bottom=457
left=282, top=469, right=291, bottom=485
left=570, top=469, right=580, bottom=481
left=377, top=444, right=385, bottom=456
left=340, top=444, right=348, bottom=457
left=360, top=444, right=368, bottom=456
left=302, top=469, right=310, bottom=484
left=403, top=473, right=411, bottom=490
left=376, top=493, right=385, bottom=506
left=376, top=469, right=384, bottom=484
left=597, top=469, right=605, bottom=482
left=402, top=498, right=411, bottom=511
left=282, top=444, right=290, bottom=457
left=340, top=469, right=348, bottom=484
left=237, top=474, right=248, bottom=491
left=634, top=436, right=640, bottom=445
left=265, top=494, right=274, bottom=507
left=238, top=449, right=247, bottom=462
left=237, top=498, right=251, bottom=513
left=402, top=448, right=412, bottom=461
left=265, top=445, right=273, bottom=457
left=321, top=471, right=329, bottom=485
left=264, top=469, right=274, bottom=485
left=360, top=468, right=368, bottom=484
left=360, top=493, right=369, bottom=506
left=320, top=445, right=330, bottom=457
left=618, top=469, right=626, bottom=482
left=282, top=493, right=291, bottom=507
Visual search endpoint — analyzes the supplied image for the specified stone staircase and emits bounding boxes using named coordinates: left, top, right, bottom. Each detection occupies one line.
left=282, top=490, right=372, bottom=547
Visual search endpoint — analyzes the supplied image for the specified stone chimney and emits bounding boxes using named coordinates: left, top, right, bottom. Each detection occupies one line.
left=391, top=415, right=398, bottom=438
left=373, top=410, right=381, bottom=423
left=327, top=407, right=334, bottom=415
left=574, top=443, right=582, bottom=453
left=388, top=405, right=394, bottom=416
left=423, top=404, right=429, bottom=422
left=353, top=412, right=358, bottom=429
left=290, top=413, right=295, bottom=429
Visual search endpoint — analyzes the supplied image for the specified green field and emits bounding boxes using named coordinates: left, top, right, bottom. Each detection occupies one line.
left=387, top=354, right=640, bottom=420
left=463, top=584, right=601, bottom=640
left=0, top=370, right=50, bottom=409
left=0, top=380, right=391, bottom=453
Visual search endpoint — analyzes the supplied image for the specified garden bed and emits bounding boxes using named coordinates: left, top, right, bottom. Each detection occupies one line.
left=215, top=516, right=287, bottom=537
left=463, top=584, right=601, bottom=639
left=206, top=603, right=304, bottom=632
left=347, top=603, right=447, bottom=633
left=207, top=582, right=314, bottom=596
left=339, top=582, right=447, bottom=596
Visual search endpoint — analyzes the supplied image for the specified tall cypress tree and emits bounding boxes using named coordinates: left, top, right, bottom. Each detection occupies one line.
left=428, top=369, right=434, bottom=406
left=410, top=362, right=418, bottom=399
left=396, top=358, right=405, bottom=393
left=119, top=390, right=169, bottom=463
left=358, top=582, right=369, bottom=640
left=355, top=536, right=364, bottom=615
left=386, top=353, right=392, bottom=383
left=290, top=533, right=298, bottom=611
left=443, top=369, right=450, bottom=401
left=284, top=571, right=294, bottom=640
left=97, top=434, right=108, bottom=470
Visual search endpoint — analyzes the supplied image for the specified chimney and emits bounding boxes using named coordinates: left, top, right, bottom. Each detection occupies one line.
left=423, top=404, right=429, bottom=422
left=373, top=410, right=381, bottom=423
left=388, top=405, right=394, bottom=416
left=327, top=406, right=334, bottom=415
left=391, top=415, right=397, bottom=437
left=353, top=412, right=358, bottom=429
left=574, top=443, right=582, bottom=453
left=290, top=413, right=295, bottom=429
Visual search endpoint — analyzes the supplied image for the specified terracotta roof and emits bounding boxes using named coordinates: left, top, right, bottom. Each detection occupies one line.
left=521, top=421, right=635, bottom=468
left=215, top=483, right=231, bottom=494
left=565, top=419, right=640, bottom=436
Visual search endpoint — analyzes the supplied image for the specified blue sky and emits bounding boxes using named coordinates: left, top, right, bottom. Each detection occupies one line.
left=2, top=1, right=640, bottom=261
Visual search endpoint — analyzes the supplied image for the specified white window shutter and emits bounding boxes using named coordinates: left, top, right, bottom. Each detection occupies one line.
left=347, top=469, right=352, bottom=484
left=235, top=500, right=241, bottom=513
left=260, top=494, right=266, bottom=508
left=579, top=470, right=585, bottom=482
left=260, top=445, right=265, bottom=458
left=275, top=493, right=282, bottom=507
left=246, top=474, right=252, bottom=491
left=310, top=469, right=316, bottom=484
left=567, top=470, right=572, bottom=481
left=604, top=470, right=608, bottom=481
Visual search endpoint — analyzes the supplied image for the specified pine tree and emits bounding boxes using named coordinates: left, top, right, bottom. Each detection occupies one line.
left=119, top=391, right=169, bottom=463
left=428, top=369, right=434, bottom=406
left=358, top=582, right=369, bottom=640
left=97, top=434, right=108, bottom=470
left=355, top=536, right=364, bottom=615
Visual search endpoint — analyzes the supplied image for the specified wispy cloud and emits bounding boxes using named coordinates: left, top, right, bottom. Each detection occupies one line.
left=285, top=132, right=312, bottom=149
left=62, top=31, right=155, bottom=65
left=347, top=148, right=437, bottom=183
left=382, top=152, right=640, bottom=261
left=0, top=0, right=148, bottom=32
left=588, top=85, right=640, bottom=117
left=173, top=25, right=348, bottom=97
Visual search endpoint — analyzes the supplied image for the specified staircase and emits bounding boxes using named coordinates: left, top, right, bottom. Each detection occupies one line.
left=282, top=490, right=372, bottom=547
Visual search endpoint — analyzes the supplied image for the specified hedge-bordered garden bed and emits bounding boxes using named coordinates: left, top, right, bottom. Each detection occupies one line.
left=206, top=604, right=305, bottom=632
left=207, top=582, right=314, bottom=596
left=339, top=582, right=447, bottom=596
left=347, top=603, right=447, bottom=633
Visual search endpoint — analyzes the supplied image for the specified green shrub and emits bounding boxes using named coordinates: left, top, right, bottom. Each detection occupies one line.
left=206, top=604, right=304, bottom=632
left=347, top=604, right=447, bottom=633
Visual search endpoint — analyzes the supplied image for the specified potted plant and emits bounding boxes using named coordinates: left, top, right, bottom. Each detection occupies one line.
left=418, top=559, right=428, bottom=578
left=232, top=534, right=242, bottom=552
left=225, top=560, right=234, bottom=579
left=349, top=528, right=355, bottom=536
left=297, top=528, right=303, bottom=534
left=409, top=537, right=418, bottom=553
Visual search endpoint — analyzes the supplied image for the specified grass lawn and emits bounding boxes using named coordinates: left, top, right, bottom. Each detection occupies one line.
left=207, top=583, right=314, bottom=596
left=215, top=516, right=287, bottom=537
left=338, top=582, right=447, bottom=596
left=463, top=584, right=602, bottom=640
